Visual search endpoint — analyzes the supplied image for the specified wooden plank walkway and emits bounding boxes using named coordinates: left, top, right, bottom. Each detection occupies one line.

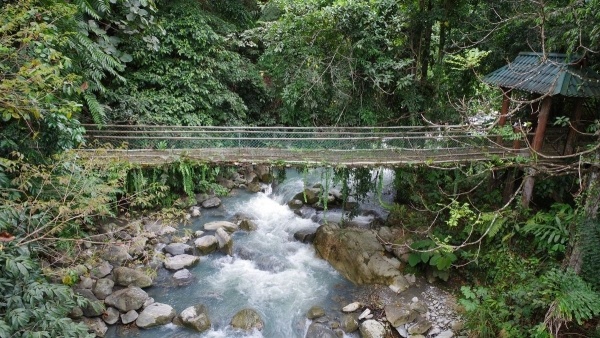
left=75, top=147, right=530, bottom=167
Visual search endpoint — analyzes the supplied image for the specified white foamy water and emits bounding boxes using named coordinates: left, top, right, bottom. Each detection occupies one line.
left=121, top=171, right=361, bottom=338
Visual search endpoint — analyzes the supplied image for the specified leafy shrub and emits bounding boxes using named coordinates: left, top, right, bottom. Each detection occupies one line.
left=0, top=246, right=93, bottom=338
left=522, top=203, right=574, bottom=257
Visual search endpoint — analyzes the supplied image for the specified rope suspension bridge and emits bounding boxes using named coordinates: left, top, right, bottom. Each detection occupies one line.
left=79, top=124, right=539, bottom=166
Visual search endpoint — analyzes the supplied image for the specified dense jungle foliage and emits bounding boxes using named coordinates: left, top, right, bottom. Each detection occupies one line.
left=1, top=0, right=600, bottom=336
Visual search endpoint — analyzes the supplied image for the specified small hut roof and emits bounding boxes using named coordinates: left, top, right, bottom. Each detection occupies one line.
left=482, top=52, right=600, bottom=97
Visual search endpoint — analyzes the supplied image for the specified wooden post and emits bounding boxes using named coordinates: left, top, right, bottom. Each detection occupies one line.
left=496, top=87, right=511, bottom=144
left=563, top=99, right=584, bottom=156
left=522, top=96, right=552, bottom=208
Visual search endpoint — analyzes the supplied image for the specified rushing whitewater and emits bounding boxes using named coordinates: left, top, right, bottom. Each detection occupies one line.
left=127, top=171, right=366, bottom=338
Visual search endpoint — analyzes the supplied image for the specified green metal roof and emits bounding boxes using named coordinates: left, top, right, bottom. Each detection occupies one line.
left=483, top=52, right=600, bottom=97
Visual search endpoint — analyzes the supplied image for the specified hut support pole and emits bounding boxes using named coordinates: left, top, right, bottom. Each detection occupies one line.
left=496, top=87, right=511, bottom=144
left=563, top=99, right=584, bottom=156
left=522, top=96, right=552, bottom=208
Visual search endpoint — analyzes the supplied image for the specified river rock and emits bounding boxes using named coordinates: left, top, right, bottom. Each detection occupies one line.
left=83, top=317, right=108, bottom=337
left=305, top=322, right=336, bottom=338
left=190, top=206, right=202, bottom=217
left=173, top=268, right=193, bottom=283
left=358, top=308, right=371, bottom=320
left=359, top=319, right=386, bottom=338
left=75, top=289, right=105, bottom=317
left=307, top=306, right=326, bottom=319
left=102, top=307, right=120, bottom=325
left=287, top=199, right=304, bottom=210
left=294, top=230, right=315, bottom=243
left=105, top=286, right=149, bottom=312
left=195, top=235, right=218, bottom=254
left=100, top=245, right=132, bottom=266
left=230, top=308, right=264, bottom=331
left=204, top=221, right=238, bottom=232
left=164, top=243, right=192, bottom=256
left=410, top=301, right=428, bottom=314
left=136, top=303, right=176, bottom=328
left=121, top=310, right=139, bottom=324
left=215, top=228, right=233, bottom=255
left=93, top=278, right=114, bottom=300
left=179, top=304, right=211, bottom=332
left=239, top=219, right=258, bottom=231
left=408, top=318, right=432, bottom=335
left=128, top=236, right=147, bottom=257
left=437, top=330, right=455, bottom=338
left=389, top=275, right=410, bottom=293
left=385, top=304, right=417, bottom=327
left=78, top=276, right=94, bottom=289
left=202, top=197, right=222, bottom=208
left=244, top=171, right=257, bottom=184
left=195, top=193, right=211, bottom=204
left=254, top=165, right=271, bottom=182
left=341, top=314, right=359, bottom=333
left=293, top=188, right=320, bottom=205
left=164, top=254, right=200, bottom=270
left=313, top=224, right=404, bottom=285
left=157, top=225, right=177, bottom=236
left=113, top=267, right=153, bottom=288
left=91, top=261, right=113, bottom=279
left=342, top=302, right=361, bottom=312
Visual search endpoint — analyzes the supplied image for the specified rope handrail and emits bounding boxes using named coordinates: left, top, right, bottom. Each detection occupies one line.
left=82, top=123, right=480, bottom=130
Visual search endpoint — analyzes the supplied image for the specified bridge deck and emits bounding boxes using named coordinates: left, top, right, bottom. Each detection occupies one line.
left=79, top=124, right=569, bottom=166
left=76, top=147, right=529, bottom=166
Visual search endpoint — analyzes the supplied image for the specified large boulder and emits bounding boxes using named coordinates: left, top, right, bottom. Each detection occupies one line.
left=179, top=304, right=211, bottom=332
left=305, top=322, right=336, bottom=338
left=194, top=236, right=218, bottom=254
left=313, top=224, right=404, bottom=285
left=113, top=267, right=153, bottom=288
left=164, top=254, right=200, bottom=270
left=359, top=320, right=387, bottom=338
left=136, top=303, right=176, bottom=328
left=104, top=286, right=149, bottom=312
left=230, top=308, right=264, bottom=331
left=100, top=245, right=132, bottom=266
left=203, top=221, right=238, bottom=232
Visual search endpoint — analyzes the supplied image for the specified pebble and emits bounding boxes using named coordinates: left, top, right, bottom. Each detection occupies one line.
left=342, top=302, right=361, bottom=313
left=358, top=308, right=371, bottom=320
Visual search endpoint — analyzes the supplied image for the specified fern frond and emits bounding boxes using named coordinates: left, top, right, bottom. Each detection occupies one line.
left=83, top=93, right=106, bottom=125
left=75, top=0, right=101, bottom=20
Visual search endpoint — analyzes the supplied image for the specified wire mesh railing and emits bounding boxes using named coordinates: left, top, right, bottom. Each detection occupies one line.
left=82, top=124, right=499, bottom=151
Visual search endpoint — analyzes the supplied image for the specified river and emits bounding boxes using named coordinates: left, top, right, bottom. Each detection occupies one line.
left=107, top=168, right=395, bottom=338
